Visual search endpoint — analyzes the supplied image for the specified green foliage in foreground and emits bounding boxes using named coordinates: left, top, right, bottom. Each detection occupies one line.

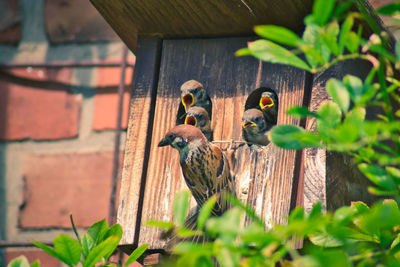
left=149, top=192, right=400, bottom=267
left=7, top=218, right=148, bottom=267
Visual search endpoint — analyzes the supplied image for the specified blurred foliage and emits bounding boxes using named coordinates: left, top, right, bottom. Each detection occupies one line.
left=7, top=217, right=148, bottom=267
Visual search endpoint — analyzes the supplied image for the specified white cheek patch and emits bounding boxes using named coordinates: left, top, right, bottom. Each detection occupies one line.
left=188, top=139, right=203, bottom=150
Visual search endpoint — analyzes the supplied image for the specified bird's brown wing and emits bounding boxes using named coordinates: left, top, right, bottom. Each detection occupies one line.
left=209, top=143, right=235, bottom=215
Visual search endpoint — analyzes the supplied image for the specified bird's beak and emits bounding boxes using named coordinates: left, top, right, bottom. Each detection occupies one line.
left=158, top=137, right=170, bottom=147
left=181, top=93, right=194, bottom=112
left=184, top=115, right=197, bottom=127
left=259, top=96, right=274, bottom=110
left=242, top=121, right=256, bottom=128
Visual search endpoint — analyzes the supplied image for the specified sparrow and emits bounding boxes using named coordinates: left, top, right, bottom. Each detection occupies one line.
left=180, top=80, right=212, bottom=120
left=184, top=106, right=212, bottom=141
left=259, top=90, right=278, bottom=125
left=242, top=108, right=272, bottom=146
left=158, top=124, right=234, bottom=215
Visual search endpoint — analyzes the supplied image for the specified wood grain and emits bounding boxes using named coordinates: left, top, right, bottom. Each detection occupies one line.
left=90, top=0, right=313, bottom=52
left=134, top=37, right=308, bottom=249
left=117, top=37, right=161, bottom=246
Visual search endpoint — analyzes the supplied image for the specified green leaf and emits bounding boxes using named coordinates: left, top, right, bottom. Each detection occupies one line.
left=343, top=75, right=364, bottom=104
left=31, top=260, right=40, bottom=267
left=343, top=32, right=360, bottom=53
left=173, top=190, right=190, bottom=228
left=53, top=234, right=82, bottom=265
left=317, top=101, right=342, bottom=138
left=176, top=228, right=201, bottom=238
left=321, top=33, right=340, bottom=56
left=308, top=232, right=343, bottom=247
left=100, top=224, right=123, bottom=247
left=286, top=106, right=319, bottom=118
left=146, top=220, right=174, bottom=229
left=7, top=256, right=30, bottom=267
left=206, top=208, right=242, bottom=240
left=339, top=16, right=354, bottom=54
left=84, top=235, right=120, bottom=267
left=344, top=107, right=366, bottom=125
left=235, top=48, right=252, bottom=56
left=376, top=3, right=400, bottom=15
left=311, top=250, right=351, bottom=267
left=32, top=241, right=71, bottom=265
left=197, top=195, right=216, bottom=230
left=269, top=125, right=322, bottom=150
left=88, top=219, right=108, bottom=245
left=124, top=244, right=148, bottom=266
left=396, top=40, right=400, bottom=63
left=288, top=206, right=304, bottom=223
left=312, top=0, right=335, bottom=26
left=358, top=163, right=397, bottom=190
left=326, top=79, right=350, bottom=112
left=173, top=242, right=211, bottom=254
left=254, top=25, right=301, bottom=47
left=246, top=40, right=311, bottom=71
left=368, top=186, right=398, bottom=196
left=334, top=123, right=360, bottom=143
left=82, top=233, right=95, bottom=258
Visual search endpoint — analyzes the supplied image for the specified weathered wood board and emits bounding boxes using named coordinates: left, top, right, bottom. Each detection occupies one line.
left=132, top=37, right=309, bottom=249
left=117, top=37, right=161, bottom=248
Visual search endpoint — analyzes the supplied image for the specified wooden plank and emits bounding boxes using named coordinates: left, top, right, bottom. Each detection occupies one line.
left=117, top=36, right=161, bottom=246
left=137, top=37, right=308, bottom=249
left=90, top=0, right=313, bottom=47
left=90, top=0, right=138, bottom=52
left=303, top=60, right=380, bottom=212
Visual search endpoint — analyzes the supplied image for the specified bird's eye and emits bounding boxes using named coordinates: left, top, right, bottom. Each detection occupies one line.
left=175, top=137, right=186, bottom=148
left=192, top=88, right=199, bottom=94
left=198, top=115, right=204, bottom=120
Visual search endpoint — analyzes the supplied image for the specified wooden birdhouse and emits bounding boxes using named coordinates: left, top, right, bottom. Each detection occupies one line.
left=91, top=0, right=385, bottom=263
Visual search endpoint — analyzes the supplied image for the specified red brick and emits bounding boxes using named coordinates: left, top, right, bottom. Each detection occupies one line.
left=5, top=248, right=60, bottom=267
left=0, top=68, right=81, bottom=141
left=19, top=152, right=122, bottom=228
left=92, top=67, right=133, bottom=130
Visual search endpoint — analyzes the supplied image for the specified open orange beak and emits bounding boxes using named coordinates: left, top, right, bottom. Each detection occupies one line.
left=242, top=121, right=256, bottom=128
left=181, top=93, right=194, bottom=111
left=184, top=115, right=197, bottom=127
left=259, top=96, right=274, bottom=110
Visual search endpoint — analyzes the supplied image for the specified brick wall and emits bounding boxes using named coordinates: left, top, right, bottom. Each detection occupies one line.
left=0, top=0, right=139, bottom=266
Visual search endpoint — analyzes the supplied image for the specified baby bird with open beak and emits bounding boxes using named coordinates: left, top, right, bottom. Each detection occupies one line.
left=184, top=106, right=212, bottom=141
left=158, top=124, right=234, bottom=215
left=180, top=80, right=212, bottom=120
left=259, top=90, right=278, bottom=125
left=242, top=108, right=273, bottom=146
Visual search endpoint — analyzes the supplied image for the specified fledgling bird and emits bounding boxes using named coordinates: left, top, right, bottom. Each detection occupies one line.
left=184, top=106, right=212, bottom=141
left=180, top=80, right=212, bottom=120
left=259, top=90, right=278, bottom=125
left=158, top=124, right=234, bottom=215
left=242, top=108, right=272, bottom=146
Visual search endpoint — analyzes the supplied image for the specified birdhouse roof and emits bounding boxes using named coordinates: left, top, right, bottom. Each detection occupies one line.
left=90, top=0, right=314, bottom=52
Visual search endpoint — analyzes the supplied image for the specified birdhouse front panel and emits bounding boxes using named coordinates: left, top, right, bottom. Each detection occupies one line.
left=125, top=37, right=310, bottom=249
